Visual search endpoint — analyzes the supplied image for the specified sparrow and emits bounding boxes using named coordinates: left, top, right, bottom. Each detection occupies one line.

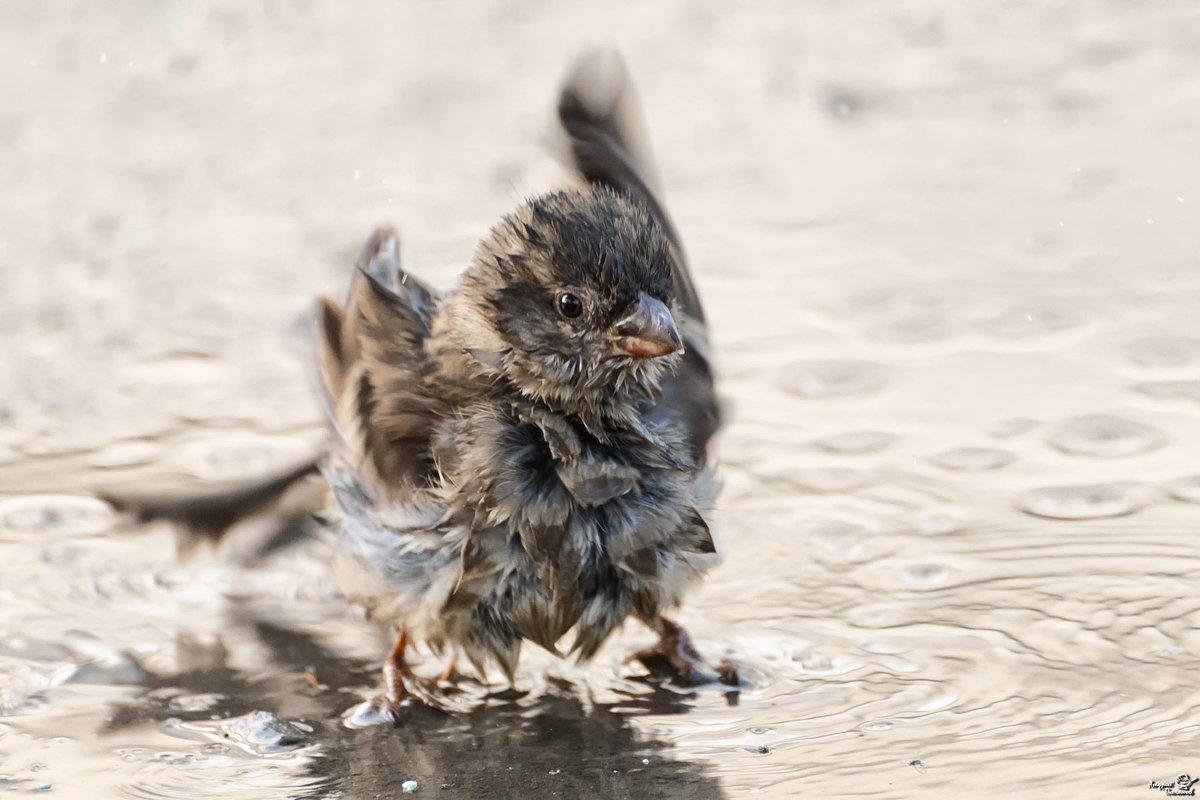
left=108, top=52, right=734, bottom=719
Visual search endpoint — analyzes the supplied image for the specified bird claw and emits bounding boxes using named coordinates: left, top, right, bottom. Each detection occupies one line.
left=349, top=629, right=464, bottom=723
left=631, top=617, right=740, bottom=687
left=632, top=641, right=704, bottom=685
left=399, top=672, right=454, bottom=710
left=714, top=658, right=742, bottom=687
left=345, top=695, right=408, bottom=727
left=345, top=674, right=456, bottom=726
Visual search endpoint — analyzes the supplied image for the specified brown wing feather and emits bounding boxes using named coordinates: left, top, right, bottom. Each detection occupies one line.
left=317, top=228, right=444, bottom=499
left=557, top=51, right=721, bottom=458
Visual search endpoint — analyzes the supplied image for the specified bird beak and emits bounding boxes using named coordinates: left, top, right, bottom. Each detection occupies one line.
left=613, top=292, right=682, bottom=358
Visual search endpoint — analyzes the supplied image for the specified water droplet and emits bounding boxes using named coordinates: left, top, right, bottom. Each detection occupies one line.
left=1017, top=483, right=1142, bottom=520
left=863, top=721, right=894, bottom=732
left=812, top=430, right=895, bottom=455
left=929, top=447, right=1013, bottom=471
left=780, top=359, right=889, bottom=399
left=1048, top=414, right=1165, bottom=458
left=901, top=562, right=949, bottom=586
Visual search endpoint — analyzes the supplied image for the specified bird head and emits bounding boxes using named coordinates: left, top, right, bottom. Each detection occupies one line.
left=452, top=186, right=683, bottom=414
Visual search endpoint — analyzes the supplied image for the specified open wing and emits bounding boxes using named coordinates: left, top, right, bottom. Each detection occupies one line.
left=557, top=52, right=721, bottom=459
left=317, top=228, right=445, bottom=500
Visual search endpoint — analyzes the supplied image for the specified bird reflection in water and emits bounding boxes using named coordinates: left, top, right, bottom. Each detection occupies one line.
left=97, top=601, right=728, bottom=800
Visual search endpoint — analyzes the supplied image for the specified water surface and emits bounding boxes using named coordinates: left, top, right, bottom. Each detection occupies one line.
left=3, top=2, right=1200, bottom=797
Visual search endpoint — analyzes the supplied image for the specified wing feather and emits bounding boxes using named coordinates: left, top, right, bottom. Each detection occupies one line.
left=317, top=228, right=445, bottom=499
left=557, top=52, right=721, bottom=458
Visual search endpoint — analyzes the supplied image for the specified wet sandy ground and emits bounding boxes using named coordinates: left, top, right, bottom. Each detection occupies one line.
left=3, top=2, right=1200, bottom=797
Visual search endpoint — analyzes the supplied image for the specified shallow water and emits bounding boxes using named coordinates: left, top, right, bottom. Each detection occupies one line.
left=3, top=2, right=1200, bottom=797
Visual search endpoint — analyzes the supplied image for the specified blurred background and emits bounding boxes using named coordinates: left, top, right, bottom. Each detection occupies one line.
left=2, top=2, right=1199, bottom=797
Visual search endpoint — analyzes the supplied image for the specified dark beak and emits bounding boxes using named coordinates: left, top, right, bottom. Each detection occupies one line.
left=613, top=292, right=682, bottom=358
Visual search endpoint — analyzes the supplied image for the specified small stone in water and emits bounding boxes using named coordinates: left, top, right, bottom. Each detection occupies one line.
left=401, top=779, right=419, bottom=793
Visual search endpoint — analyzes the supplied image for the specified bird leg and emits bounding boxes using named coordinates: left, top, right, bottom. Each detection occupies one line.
left=632, top=615, right=740, bottom=687
left=360, top=629, right=449, bottom=720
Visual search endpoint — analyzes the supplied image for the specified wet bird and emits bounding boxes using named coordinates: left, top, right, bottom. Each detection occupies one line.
left=109, top=52, right=734, bottom=718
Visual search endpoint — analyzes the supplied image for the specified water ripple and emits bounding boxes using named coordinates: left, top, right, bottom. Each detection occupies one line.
left=929, top=447, right=1014, bottom=472
left=1047, top=414, right=1166, bottom=458
left=1124, top=337, right=1200, bottom=368
left=780, top=360, right=890, bottom=399
left=812, top=430, right=895, bottom=455
left=1164, top=475, right=1200, bottom=503
left=1133, top=380, right=1200, bottom=404
left=0, top=494, right=115, bottom=538
left=1016, top=483, right=1145, bottom=520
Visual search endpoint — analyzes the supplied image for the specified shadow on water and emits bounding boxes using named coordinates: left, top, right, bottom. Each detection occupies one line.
left=96, top=601, right=728, bottom=800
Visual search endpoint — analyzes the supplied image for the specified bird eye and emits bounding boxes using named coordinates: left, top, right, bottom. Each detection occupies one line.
left=556, top=291, right=584, bottom=319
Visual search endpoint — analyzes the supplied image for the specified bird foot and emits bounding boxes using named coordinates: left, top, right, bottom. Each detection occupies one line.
left=345, top=672, right=455, bottom=727
left=345, top=630, right=461, bottom=725
left=631, top=616, right=740, bottom=687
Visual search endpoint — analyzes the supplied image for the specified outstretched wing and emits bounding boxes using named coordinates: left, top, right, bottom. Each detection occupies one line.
left=557, top=52, right=721, bottom=459
left=101, top=229, right=444, bottom=546
left=100, top=457, right=324, bottom=558
left=318, top=228, right=445, bottom=500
